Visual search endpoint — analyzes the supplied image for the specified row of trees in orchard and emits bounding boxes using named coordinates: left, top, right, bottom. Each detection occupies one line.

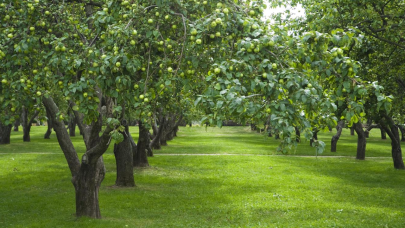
left=285, top=0, right=405, bottom=168
left=0, top=0, right=402, bottom=219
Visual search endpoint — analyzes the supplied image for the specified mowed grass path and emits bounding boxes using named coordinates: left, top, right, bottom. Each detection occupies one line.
left=0, top=126, right=404, bottom=227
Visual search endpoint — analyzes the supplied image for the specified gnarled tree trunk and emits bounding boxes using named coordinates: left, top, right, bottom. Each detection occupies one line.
left=331, top=120, right=344, bottom=152
left=353, top=121, right=366, bottom=160
left=113, top=121, right=135, bottom=187
left=43, top=94, right=114, bottom=219
left=134, top=121, right=150, bottom=167
left=73, top=157, right=105, bottom=218
left=379, top=116, right=404, bottom=169
left=0, top=123, right=12, bottom=144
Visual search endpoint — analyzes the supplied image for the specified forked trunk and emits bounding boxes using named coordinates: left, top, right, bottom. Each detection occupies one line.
left=353, top=121, right=366, bottom=160
left=73, top=157, right=105, bottom=218
left=134, top=121, right=150, bottom=167
left=113, top=123, right=135, bottom=187
left=331, top=120, right=344, bottom=152
left=0, top=123, right=12, bottom=144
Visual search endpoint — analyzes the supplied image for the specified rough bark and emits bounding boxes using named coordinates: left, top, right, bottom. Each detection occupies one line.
left=331, top=121, right=344, bottom=152
left=134, top=121, right=150, bottom=167
left=0, top=123, right=12, bottom=144
left=13, top=119, right=20, bottom=132
left=113, top=122, right=135, bottom=187
left=379, top=116, right=404, bottom=169
left=21, top=107, right=39, bottom=142
left=73, top=157, right=105, bottom=218
left=353, top=121, right=366, bottom=160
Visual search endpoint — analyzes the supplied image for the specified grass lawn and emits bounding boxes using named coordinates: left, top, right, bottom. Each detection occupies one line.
left=0, top=126, right=404, bottom=227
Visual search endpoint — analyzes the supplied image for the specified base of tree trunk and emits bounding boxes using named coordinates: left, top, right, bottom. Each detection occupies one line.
left=74, top=158, right=105, bottom=219
left=114, top=125, right=135, bottom=187
left=0, top=124, right=12, bottom=144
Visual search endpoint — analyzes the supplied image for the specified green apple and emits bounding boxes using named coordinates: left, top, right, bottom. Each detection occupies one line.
left=144, top=98, right=149, bottom=102
left=262, top=73, right=267, bottom=78
left=167, top=67, right=173, bottom=73
left=214, top=68, right=221, bottom=74
left=249, top=10, right=255, bottom=16
left=196, top=39, right=202, bottom=44
left=223, top=8, right=229, bottom=14
left=83, top=92, right=88, bottom=97
left=116, top=62, right=121, bottom=67
left=139, top=94, right=144, bottom=99
left=36, top=91, right=41, bottom=96
left=148, top=19, right=153, bottom=24
left=30, top=27, right=35, bottom=31
left=1, top=79, right=7, bottom=84
left=272, top=63, right=277, bottom=69
left=130, top=40, right=136, bottom=45
left=134, top=84, right=139, bottom=89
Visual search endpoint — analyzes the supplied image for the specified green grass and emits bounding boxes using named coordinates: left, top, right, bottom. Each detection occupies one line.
left=0, top=126, right=404, bottom=227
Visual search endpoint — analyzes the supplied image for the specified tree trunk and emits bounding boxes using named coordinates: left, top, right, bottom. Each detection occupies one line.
left=134, top=121, right=150, bottom=167
left=113, top=122, right=135, bottom=187
left=68, top=111, right=77, bottom=137
left=21, top=107, right=39, bottom=142
left=331, top=121, right=344, bottom=152
left=295, top=127, right=300, bottom=143
left=398, top=125, right=405, bottom=142
left=150, top=117, right=165, bottom=150
left=0, top=123, right=12, bottom=144
left=43, top=95, right=114, bottom=219
left=13, top=119, right=20, bottom=132
left=73, top=157, right=105, bottom=218
left=353, top=121, right=366, bottom=160
left=350, top=126, right=355, bottom=136
left=379, top=116, right=404, bottom=169
left=44, top=108, right=53, bottom=139
left=380, top=128, right=387, bottom=140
